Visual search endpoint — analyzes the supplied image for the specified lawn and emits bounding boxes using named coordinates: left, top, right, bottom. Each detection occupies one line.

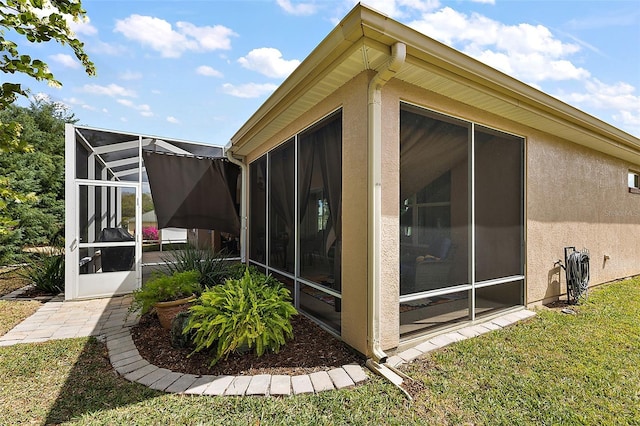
left=0, top=269, right=42, bottom=336
left=0, top=278, right=638, bottom=425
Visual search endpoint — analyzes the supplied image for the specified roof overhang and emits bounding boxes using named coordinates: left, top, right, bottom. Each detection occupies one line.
left=228, top=3, right=640, bottom=164
left=73, top=125, right=224, bottom=183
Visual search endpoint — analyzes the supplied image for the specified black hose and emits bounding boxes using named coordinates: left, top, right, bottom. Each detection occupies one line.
left=567, top=250, right=589, bottom=303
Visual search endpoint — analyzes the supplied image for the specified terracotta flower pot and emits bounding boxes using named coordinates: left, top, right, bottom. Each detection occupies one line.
left=154, top=295, right=197, bottom=329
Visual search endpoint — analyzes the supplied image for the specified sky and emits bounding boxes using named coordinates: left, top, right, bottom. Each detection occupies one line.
left=8, top=0, right=640, bottom=145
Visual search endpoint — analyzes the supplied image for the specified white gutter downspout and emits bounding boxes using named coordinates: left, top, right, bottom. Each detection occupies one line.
left=224, top=144, right=247, bottom=263
left=366, top=42, right=406, bottom=367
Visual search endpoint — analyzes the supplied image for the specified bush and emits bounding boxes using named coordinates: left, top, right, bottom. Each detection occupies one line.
left=130, top=270, right=201, bottom=315
left=184, top=268, right=297, bottom=366
left=162, top=244, right=233, bottom=288
left=21, top=248, right=65, bottom=294
left=226, top=263, right=279, bottom=286
left=170, top=311, right=195, bottom=349
left=141, top=226, right=158, bottom=241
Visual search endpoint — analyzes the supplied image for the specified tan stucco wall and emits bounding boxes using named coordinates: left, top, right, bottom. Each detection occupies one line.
left=244, top=72, right=371, bottom=355
left=526, top=134, right=640, bottom=304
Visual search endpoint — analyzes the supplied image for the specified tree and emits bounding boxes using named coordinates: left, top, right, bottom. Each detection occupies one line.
left=0, top=97, right=74, bottom=263
left=0, top=0, right=95, bottom=118
left=0, top=0, right=95, bottom=263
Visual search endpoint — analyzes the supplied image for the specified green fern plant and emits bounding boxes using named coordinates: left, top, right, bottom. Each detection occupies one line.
left=184, top=268, right=297, bottom=366
left=130, top=270, right=201, bottom=315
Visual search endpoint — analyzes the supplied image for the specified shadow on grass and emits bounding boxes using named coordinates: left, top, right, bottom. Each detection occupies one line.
left=44, top=335, right=161, bottom=424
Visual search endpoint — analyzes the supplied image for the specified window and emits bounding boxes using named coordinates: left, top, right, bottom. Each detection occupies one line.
left=249, top=110, right=342, bottom=332
left=399, top=103, right=524, bottom=338
left=629, top=171, right=640, bottom=194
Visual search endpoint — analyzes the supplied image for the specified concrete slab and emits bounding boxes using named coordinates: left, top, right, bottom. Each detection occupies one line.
left=386, top=355, right=404, bottom=368
left=246, top=374, right=271, bottom=396
left=203, top=376, right=235, bottom=396
left=414, top=340, right=440, bottom=353
left=328, top=368, right=355, bottom=389
left=343, top=364, right=368, bottom=384
left=291, top=375, right=314, bottom=395
left=309, top=371, right=334, bottom=392
left=136, top=368, right=173, bottom=387
left=269, top=375, right=291, bottom=396
left=225, top=376, right=252, bottom=396
left=184, top=375, right=217, bottom=395
left=165, top=374, right=199, bottom=394
left=398, top=348, right=423, bottom=362
left=149, top=372, right=183, bottom=391
left=124, top=364, right=158, bottom=382
left=116, top=359, right=149, bottom=375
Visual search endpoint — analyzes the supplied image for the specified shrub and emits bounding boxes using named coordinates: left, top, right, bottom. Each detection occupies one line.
left=162, top=244, right=233, bottom=288
left=226, top=263, right=279, bottom=286
left=130, top=270, right=201, bottom=315
left=20, top=248, right=64, bottom=294
left=141, top=226, right=158, bottom=241
left=170, top=311, right=194, bottom=349
left=184, top=268, right=297, bottom=366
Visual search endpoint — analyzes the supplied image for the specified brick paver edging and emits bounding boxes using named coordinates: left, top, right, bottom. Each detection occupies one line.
left=105, top=325, right=369, bottom=396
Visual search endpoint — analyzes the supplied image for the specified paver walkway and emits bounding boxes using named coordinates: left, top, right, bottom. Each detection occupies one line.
left=1, top=289, right=536, bottom=396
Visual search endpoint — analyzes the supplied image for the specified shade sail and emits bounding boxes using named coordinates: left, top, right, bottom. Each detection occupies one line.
left=143, top=151, right=240, bottom=235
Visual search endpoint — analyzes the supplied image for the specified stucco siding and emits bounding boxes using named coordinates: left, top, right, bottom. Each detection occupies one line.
left=526, top=133, right=640, bottom=304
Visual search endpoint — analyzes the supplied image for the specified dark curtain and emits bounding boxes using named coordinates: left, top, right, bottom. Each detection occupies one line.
left=269, top=142, right=295, bottom=234
left=297, top=135, right=315, bottom=222
left=400, top=111, right=468, bottom=202
left=143, top=152, right=240, bottom=235
left=319, top=119, right=343, bottom=292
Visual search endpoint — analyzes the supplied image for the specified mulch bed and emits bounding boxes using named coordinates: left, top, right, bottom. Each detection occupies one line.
left=131, top=313, right=364, bottom=376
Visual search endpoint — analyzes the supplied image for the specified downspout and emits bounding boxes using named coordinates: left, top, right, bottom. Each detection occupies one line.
left=224, top=144, right=247, bottom=263
left=367, top=42, right=406, bottom=367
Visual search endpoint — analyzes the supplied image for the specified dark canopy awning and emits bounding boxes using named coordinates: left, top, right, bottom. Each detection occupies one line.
left=143, top=151, right=240, bottom=235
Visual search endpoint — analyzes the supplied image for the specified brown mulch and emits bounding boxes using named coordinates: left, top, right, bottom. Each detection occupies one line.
left=131, top=313, right=364, bottom=376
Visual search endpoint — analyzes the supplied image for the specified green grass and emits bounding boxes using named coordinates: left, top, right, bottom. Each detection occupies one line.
left=0, top=278, right=638, bottom=425
left=0, top=299, right=42, bottom=336
left=0, top=268, right=42, bottom=336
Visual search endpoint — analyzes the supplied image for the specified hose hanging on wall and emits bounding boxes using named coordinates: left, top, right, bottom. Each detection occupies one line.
left=556, top=247, right=590, bottom=305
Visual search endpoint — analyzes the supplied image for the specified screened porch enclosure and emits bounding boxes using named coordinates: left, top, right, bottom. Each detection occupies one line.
left=399, top=103, right=525, bottom=338
left=65, top=124, right=239, bottom=300
left=248, top=111, right=343, bottom=333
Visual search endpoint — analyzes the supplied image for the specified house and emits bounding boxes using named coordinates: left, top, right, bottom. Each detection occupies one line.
left=224, top=3, right=640, bottom=359
left=65, top=4, right=639, bottom=361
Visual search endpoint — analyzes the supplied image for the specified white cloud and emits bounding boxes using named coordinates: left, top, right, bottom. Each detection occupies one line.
left=407, top=7, right=589, bottom=83
left=49, top=53, right=80, bottom=69
left=238, top=48, right=300, bottom=78
left=196, top=65, right=223, bottom=78
left=555, top=79, right=640, bottom=136
left=117, top=99, right=153, bottom=117
left=119, top=71, right=143, bottom=81
left=81, top=83, right=136, bottom=97
left=167, top=116, right=180, bottom=124
left=276, top=0, right=317, bottom=16
left=114, top=15, right=237, bottom=58
left=87, top=40, right=127, bottom=56
left=28, top=3, right=97, bottom=36
left=221, top=82, right=278, bottom=98
left=345, top=0, right=439, bottom=19
left=470, top=0, right=495, bottom=4
left=67, top=16, right=97, bottom=36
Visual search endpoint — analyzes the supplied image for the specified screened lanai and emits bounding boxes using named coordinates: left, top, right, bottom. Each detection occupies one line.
left=64, top=124, right=241, bottom=300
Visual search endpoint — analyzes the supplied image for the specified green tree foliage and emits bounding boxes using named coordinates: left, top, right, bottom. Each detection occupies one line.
left=0, top=97, right=75, bottom=264
left=120, top=192, right=154, bottom=226
left=0, top=0, right=95, bottom=264
left=0, top=0, right=96, bottom=117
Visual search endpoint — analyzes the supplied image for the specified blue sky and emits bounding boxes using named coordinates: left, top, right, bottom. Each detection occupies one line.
left=10, top=0, right=640, bottom=144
